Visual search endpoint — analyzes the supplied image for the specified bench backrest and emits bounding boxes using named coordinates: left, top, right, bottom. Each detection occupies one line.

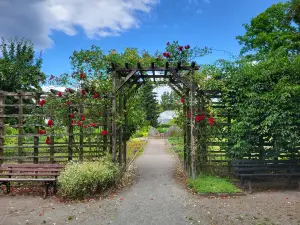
left=0, top=164, right=64, bottom=177
left=231, top=160, right=300, bottom=174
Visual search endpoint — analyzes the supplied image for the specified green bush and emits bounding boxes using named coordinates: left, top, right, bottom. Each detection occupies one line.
left=58, top=158, right=120, bottom=199
left=157, top=127, right=168, bottom=133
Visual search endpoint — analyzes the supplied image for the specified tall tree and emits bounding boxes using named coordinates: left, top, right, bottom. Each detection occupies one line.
left=236, top=0, right=300, bottom=59
left=0, top=37, right=45, bottom=92
left=160, top=91, right=178, bottom=111
left=140, top=83, right=159, bottom=127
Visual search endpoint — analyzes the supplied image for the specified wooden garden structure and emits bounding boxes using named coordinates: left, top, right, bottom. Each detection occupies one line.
left=0, top=61, right=233, bottom=179
left=110, top=62, right=221, bottom=178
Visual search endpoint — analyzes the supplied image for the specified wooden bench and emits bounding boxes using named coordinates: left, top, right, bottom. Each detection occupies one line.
left=0, top=164, right=64, bottom=198
left=231, top=160, right=300, bottom=193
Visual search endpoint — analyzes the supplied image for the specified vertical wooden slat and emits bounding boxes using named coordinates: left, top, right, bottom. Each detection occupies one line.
left=49, top=116, right=55, bottom=164
left=190, top=86, right=196, bottom=179
left=79, top=105, right=84, bottom=161
left=103, top=103, right=108, bottom=153
left=0, top=93, right=4, bottom=164
left=183, top=95, right=187, bottom=170
left=118, top=92, right=123, bottom=166
left=111, top=71, right=117, bottom=162
left=185, top=90, right=191, bottom=176
left=18, top=93, right=23, bottom=164
left=123, top=96, right=127, bottom=167
left=33, top=93, right=40, bottom=164
left=68, top=105, right=73, bottom=161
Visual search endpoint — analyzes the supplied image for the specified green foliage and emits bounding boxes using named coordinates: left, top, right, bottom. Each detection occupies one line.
left=58, top=158, right=120, bottom=199
left=160, top=91, right=179, bottom=111
left=227, top=50, right=300, bottom=158
left=0, top=37, right=45, bottom=91
left=140, top=83, right=160, bottom=128
left=3, top=125, right=18, bottom=145
left=236, top=0, right=300, bottom=58
left=157, top=127, right=168, bottom=133
left=188, top=174, right=241, bottom=193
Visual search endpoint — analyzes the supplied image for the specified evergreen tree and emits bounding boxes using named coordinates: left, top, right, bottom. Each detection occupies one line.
left=160, top=91, right=179, bottom=111
left=140, top=83, right=159, bottom=127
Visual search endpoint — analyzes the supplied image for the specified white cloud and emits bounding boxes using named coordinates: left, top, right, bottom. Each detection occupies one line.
left=0, top=0, right=158, bottom=49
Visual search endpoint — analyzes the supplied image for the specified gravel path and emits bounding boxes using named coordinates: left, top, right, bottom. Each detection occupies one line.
left=102, top=138, right=191, bottom=225
left=1, top=139, right=300, bottom=225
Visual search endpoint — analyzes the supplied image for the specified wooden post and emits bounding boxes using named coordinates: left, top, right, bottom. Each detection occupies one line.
left=18, top=93, right=23, bottom=164
left=0, top=93, right=4, bottom=164
left=33, top=93, right=40, bottom=164
left=183, top=94, right=187, bottom=170
left=79, top=105, right=84, bottom=161
left=196, top=91, right=201, bottom=173
left=190, top=83, right=196, bottom=179
left=111, top=71, right=117, bottom=162
left=50, top=116, right=55, bottom=164
left=186, top=90, right=191, bottom=176
left=103, top=104, right=108, bottom=153
left=123, top=96, right=127, bottom=167
left=68, top=105, right=73, bottom=161
left=118, top=91, right=123, bottom=166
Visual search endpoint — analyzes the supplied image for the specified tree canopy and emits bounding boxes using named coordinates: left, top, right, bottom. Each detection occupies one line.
left=0, top=37, right=45, bottom=92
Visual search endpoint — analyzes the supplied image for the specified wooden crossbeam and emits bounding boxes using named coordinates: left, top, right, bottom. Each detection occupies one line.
left=168, top=83, right=183, bottom=97
left=114, top=70, right=137, bottom=94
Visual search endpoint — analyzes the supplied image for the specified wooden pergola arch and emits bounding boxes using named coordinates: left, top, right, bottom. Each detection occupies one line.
left=110, top=61, right=202, bottom=178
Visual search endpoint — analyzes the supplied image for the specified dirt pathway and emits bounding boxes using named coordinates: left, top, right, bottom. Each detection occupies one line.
left=100, top=138, right=191, bottom=225
left=1, top=139, right=300, bottom=225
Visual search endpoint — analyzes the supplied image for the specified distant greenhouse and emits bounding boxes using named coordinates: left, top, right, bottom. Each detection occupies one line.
left=157, top=110, right=176, bottom=124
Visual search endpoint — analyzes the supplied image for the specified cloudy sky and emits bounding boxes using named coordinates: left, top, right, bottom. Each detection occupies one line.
left=1, top=0, right=284, bottom=95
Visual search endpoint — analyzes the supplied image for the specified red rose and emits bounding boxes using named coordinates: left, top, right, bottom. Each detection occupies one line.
left=180, top=98, right=185, bottom=103
left=195, top=114, right=206, bottom=123
left=66, top=101, right=71, bottom=106
left=178, top=46, right=183, bottom=51
left=47, top=119, right=54, bottom=128
left=58, top=92, right=63, bottom=97
left=69, top=113, right=75, bottom=118
left=39, top=130, right=44, bottom=135
left=81, top=89, right=86, bottom=96
left=93, top=93, right=99, bottom=99
left=39, top=99, right=46, bottom=106
left=163, top=52, right=171, bottom=58
left=72, top=120, right=77, bottom=126
left=46, top=137, right=51, bottom=145
left=101, top=130, right=108, bottom=136
left=90, top=123, right=97, bottom=127
left=186, top=113, right=191, bottom=119
left=84, top=125, right=88, bottom=129
left=208, top=117, right=215, bottom=126
left=80, top=72, right=86, bottom=79
left=81, top=115, right=85, bottom=121
left=77, top=121, right=82, bottom=126
left=185, top=45, right=190, bottom=49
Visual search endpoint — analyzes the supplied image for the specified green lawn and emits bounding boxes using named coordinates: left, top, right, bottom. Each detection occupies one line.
left=188, top=174, right=241, bottom=193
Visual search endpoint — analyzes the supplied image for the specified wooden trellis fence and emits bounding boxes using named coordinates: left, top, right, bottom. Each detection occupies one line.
left=0, top=90, right=110, bottom=164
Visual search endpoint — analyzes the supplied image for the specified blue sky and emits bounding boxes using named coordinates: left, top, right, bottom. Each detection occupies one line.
left=39, top=0, right=285, bottom=77
left=1, top=0, right=285, bottom=77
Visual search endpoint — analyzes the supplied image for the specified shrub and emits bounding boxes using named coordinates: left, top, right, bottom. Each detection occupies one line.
left=58, top=158, right=120, bottom=199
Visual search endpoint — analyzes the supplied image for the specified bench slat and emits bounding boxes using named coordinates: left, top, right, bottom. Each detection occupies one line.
left=0, top=168, right=62, bottom=172
left=239, top=173, right=300, bottom=177
left=0, top=178, right=56, bottom=182
left=0, top=173, right=60, bottom=176
left=2, top=164, right=64, bottom=168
